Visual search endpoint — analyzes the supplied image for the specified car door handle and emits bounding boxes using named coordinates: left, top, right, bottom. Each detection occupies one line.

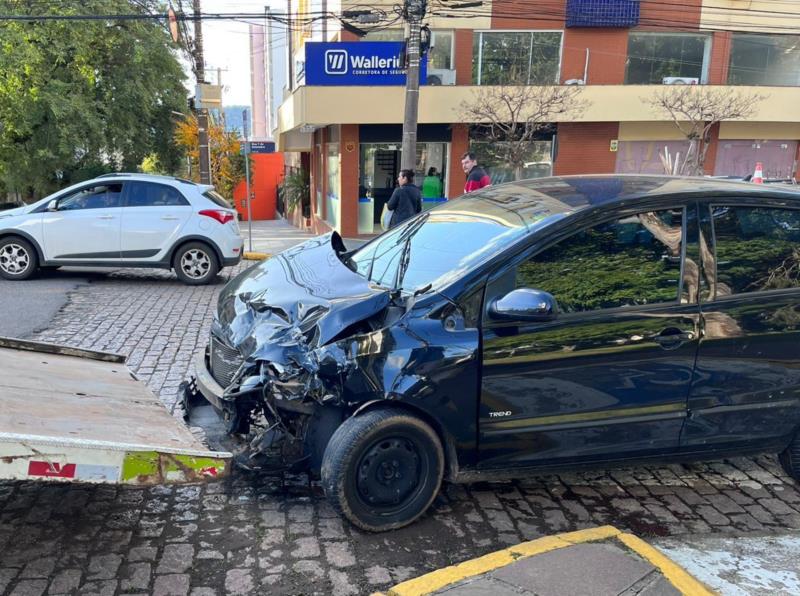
left=160, top=216, right=180, bottom=221
left=96, top=215, right=115, bottom=220
left=652, top=328, right=696, bottom=347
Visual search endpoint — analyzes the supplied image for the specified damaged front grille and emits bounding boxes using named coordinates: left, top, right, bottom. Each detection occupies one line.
left=210, top=336, right=243, bottom=388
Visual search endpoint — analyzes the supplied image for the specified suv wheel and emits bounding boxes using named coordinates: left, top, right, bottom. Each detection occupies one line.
left=0, top=237, right=38, bottom=280
left=779, top=433, right=800, bottom=481
left=321, top=408, right=444, bottom=532
left=173, top=242, right=219, bottom=285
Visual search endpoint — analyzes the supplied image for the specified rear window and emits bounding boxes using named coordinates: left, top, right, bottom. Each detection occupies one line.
left=203, top=190, right=232, bottom=208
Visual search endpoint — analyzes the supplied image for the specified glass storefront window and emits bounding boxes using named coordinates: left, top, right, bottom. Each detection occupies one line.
left=469, top=140, right=553, bottom=185
left=625, top=33, right=711, bottom=84
left=472, top=31, right=562, bottom=85
left=365, top=29, right=454, bottom=83
left=728, top=34, right=800, bottom=86
left=326, top=143, right=340, bottom=229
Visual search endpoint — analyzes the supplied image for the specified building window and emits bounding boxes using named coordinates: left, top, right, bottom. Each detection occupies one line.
left=469, top=138, right=553, bottom=184
left=365, top=29, right=454, bottom=84
left=625, top=33, right=711, bottom=84
left=728, top=34, right=800, bottom=86
left=473, top=31, right=563, bottom=85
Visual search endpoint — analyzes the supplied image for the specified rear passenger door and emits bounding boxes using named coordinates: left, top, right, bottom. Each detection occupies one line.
left=120, top=181, right=192, bottom=261
left=683, top=202, right=800, bottom=452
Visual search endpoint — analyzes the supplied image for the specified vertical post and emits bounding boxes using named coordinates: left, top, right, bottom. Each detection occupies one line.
left=193, top=0, right=212, bottom=184
left=265, top=7, right=274, bottom=137
left=242, top=109, right=253, bottom=252
left=401, top=0, right=425, bottom=172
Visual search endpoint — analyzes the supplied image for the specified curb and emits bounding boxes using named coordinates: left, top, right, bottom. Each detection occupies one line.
left=242, top=252, right=270, bottom=261
left=376, top=525, right=714, bottom=596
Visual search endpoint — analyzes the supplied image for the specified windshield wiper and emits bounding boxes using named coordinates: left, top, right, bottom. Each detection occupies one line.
left=392, top=214, right=429, bottom=291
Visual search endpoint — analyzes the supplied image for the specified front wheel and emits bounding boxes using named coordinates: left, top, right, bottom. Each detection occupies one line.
left=173, top=242, right=219, bottom=285
left=321, top=408, right=444, bottom=532
left=0, top=237, right=38, bottom=280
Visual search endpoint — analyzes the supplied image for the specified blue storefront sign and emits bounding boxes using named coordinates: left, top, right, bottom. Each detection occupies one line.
left=305, top=42, right=427, bottom=86
left=240, top=141, right=275, bottom=154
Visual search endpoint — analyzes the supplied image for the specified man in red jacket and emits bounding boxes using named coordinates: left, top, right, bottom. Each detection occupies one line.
left=461, top=152, right=491, bottom=193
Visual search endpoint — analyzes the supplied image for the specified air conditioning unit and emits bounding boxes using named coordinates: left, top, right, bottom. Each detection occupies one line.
left=564, top=78, right=585, bottom=85
left=662, top=77, right=699, bottom=85
left=426, top=68, right=456, bottom=86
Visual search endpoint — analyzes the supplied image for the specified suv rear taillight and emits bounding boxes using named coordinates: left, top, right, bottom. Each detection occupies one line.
left=199, top=209, right=235, bottom=225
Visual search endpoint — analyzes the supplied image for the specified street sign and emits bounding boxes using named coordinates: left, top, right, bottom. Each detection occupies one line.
left=305, top=42, right=427, bottom=86
left=240, top=141, right=275, bottom=154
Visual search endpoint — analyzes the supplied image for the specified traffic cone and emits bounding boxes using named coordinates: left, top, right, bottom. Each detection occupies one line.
left=752, top=162, right=764, bottom=184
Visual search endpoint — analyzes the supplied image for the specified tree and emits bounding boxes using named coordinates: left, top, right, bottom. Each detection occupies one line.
left=460, top=83, right=587, bottom=180
left=174, top=114, right=246, bottom=201
left=0, top=0, right=188, bottom=199
left=647, top=86, right=767, bottom=176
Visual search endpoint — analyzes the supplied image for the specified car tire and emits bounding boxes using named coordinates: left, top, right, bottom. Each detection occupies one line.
left=779, top=433, right=800, bottom=481
left=173, top=242, right=219, bottom=285
left=0, top=236, right=38, bottom=280
left=321, top=408, right=444, bottom=532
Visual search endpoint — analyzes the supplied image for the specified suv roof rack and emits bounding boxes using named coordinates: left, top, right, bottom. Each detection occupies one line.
left=94, top=173, right=197, bottom=185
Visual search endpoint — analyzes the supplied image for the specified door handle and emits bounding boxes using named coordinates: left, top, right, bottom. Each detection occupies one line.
left=160, top=216, right=180, bottom=221
left=96, top=215, right=115, bottom=220
left=652, top=328, right=696, bottom=347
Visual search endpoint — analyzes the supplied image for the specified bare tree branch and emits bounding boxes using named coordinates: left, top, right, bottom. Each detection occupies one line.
left=647, top=86, right=768, bottom=176
left=460, top=84, right=588, bottom=179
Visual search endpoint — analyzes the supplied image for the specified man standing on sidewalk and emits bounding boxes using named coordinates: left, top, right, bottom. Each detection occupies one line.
left=461, top=152, right=491, bottom=194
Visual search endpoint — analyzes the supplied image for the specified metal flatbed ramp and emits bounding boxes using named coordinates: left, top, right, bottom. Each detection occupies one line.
left=0, top=338, right=232, bottom=485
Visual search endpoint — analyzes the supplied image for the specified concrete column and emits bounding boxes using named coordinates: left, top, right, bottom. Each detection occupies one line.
left=449, top=123, right=469, bottom=199
left=340, top=124, right=360, bottom=238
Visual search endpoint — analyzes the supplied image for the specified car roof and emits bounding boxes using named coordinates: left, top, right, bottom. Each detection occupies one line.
left=94, top=173, right=198, bottom=186
left=449, top=174, right=800, bottom=229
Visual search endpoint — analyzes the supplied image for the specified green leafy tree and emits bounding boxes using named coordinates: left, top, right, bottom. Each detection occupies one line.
left=0, top=0, right=188, bottom=200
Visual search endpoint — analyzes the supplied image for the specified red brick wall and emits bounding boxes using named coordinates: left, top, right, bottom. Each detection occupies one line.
left=492, top=0, right=565, bottom=29
left=703, top=123, right=720, bottom=176
left=554, top=122, right=620, bottom=175
left=708, top=32, right=732, bottom=85
left=561, top=29, right=628, bottom=84
left=639, top=0, right=702, bottom=30
left=449, top=124, right=469, bottom=198
left=454, top=30, right=474, bottom=85
left=339, top=124, right=359, bottom=238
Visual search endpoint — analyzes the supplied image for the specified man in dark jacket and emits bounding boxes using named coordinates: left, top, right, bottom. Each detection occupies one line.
left=387, top=169, right=422, bottom=228
left=461, top=152, right=491, bottom=193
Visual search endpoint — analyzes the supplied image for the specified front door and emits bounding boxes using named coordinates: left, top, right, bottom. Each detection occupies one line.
left=479, top=207, right=699, bottom=469
left=41, top=182, right=124, bottom=261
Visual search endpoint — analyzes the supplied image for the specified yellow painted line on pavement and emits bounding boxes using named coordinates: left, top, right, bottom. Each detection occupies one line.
left=383, top=526, right=620, bottom=596
left=243, top=252, right=270, bottom=261
left=618, top=532, right=715, bottom=596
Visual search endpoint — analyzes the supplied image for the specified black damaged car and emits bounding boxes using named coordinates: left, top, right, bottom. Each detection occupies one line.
left=185, top=175, right=800, bottom=531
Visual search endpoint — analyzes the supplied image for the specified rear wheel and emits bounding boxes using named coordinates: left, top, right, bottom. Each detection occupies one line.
left=173, top=242, right=219, bottom=285
left=0, top=237, right=38, bottom=280
left=321, top=408, right=444, bottom=532
left=779, top=433, right=800, bottom=481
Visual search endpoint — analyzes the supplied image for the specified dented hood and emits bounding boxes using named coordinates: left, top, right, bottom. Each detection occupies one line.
left=214, top=232, right=391, bottom=361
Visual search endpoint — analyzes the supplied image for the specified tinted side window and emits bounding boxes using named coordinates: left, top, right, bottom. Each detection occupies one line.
left=517, top=209, right=684, bottom=313
left=58, top=184, right=123, bottom=210
left=126, top=182, right=188, bottom=207
left=712, top=206, right=800, bottom=296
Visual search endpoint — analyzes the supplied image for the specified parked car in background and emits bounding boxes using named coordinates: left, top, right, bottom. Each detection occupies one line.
left=0, top=174, right=242, bottom=284
left=185, top=175, right=800, bottom=531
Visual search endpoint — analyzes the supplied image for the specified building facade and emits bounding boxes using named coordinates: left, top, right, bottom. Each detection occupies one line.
left=277, top=0, right=800, bottom=237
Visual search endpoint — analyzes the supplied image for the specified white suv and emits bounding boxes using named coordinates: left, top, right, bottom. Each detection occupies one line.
left=0, top=174, right=244, bottom=285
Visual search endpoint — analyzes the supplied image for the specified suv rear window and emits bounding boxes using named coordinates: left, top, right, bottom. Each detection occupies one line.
left=203, top=190, right=232, bottom=208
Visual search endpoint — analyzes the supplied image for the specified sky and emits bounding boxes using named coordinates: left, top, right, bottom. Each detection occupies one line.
left=195, top=0, right=287, bottom=107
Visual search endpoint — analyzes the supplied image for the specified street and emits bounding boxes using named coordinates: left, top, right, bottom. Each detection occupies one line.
left=1, top=263, right=799, bottom=595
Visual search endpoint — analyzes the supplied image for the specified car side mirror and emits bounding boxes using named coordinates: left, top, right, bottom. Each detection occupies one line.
left=46, top=199, right=59, bottom=212
left=489, top=288, right=558, bottom=322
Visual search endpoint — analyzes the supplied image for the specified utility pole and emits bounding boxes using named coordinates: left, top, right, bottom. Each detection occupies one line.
left=265, top=6, right=275, bottom=137
left=400, top=0, right=426, bottom=172
left=193, top=0, right=211, bottom=184
left=242, top=109, right=253, bottom=252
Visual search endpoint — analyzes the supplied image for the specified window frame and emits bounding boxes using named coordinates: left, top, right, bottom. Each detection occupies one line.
left=484, top=205, right=688, bottom=322
left=53, top=183, right=125, bottom=212
left=473, top=29, right=564, bottom=85
left=707, top=201, right=800, bottom=303
left=727, top=33, right=800, bottom=86
left=123, top=181, right=190, bottom=208
left=624, top=31, right=712, bottom=85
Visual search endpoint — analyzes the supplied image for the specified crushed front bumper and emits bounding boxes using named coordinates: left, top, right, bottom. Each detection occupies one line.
left=193, top=347, right=225, bottom=411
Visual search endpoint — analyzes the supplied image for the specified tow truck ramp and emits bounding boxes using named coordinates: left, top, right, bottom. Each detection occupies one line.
left=0, top=338, right=231, bottom=485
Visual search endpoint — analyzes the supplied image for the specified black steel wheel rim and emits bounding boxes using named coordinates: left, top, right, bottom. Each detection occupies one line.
left=355, top=434, right=426, bottom=513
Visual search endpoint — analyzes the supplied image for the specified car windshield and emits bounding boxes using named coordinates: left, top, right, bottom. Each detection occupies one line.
left=347, top=188, right=570, bottom=293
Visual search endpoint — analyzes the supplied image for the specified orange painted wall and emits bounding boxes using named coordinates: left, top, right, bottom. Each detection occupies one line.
left=554, top=122, right=619, bottom=175
left=561, top=28, right=628, bottom=85
left=233, top=152, right=284, bottom=221
left=639, top=0, right=702, bottom=30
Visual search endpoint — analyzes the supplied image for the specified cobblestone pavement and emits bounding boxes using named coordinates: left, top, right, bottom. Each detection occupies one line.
left=2, top=266, right=800, bottom=595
